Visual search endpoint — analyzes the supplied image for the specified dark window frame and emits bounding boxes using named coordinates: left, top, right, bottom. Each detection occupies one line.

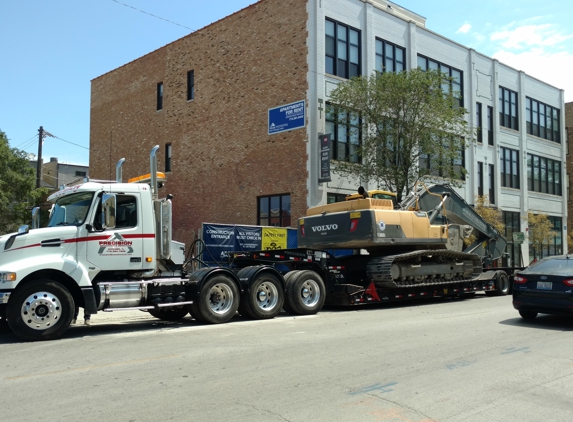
left=502, top=211, right=521, bottom=267
left=165, top=143, right=172, bottom=173
left=499, top=86, right=518, bottom=130
left=476, top=102, right=483, bottom=144
left=487, top=105, right=494, bottom=146
left=375, top=38, right=405, bottom=73
left=325, top=18, right=361, bottom=79
left=257, top=194, right=292, bottom=227
left=488, top=163, right=495, bottom=204
left=499, top=147, right=520, bottom=189
left=525, top=97, right=560, bottom=143
left=187, top=70, right=195, bottom=101
left=527, top=153, right=562, bottom=196
left=477, top=161, right=483, bottom=197
left=157, top=82, right=163, bottom=111
left=327, top=193, right=347, bottom=203
left=325, top=103, right=361, bottom=163
left=417, top=54, right=463, bottom=108
left=418, top=136, right=466, bottom=180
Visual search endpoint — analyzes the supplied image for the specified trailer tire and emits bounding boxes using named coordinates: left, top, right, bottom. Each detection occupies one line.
left=284, top=270, right=325, bottom=315
left=7, top=279, right=74, bottom=341
left=188, top=275, right=239, bottom=324
left=281, top=271, right=301, bottom=315
left=238, top=273, right=284, bottom=320
left=148, top=307, right=189, bottom=321
left=0, top=317, right=12, bottom=334
left=494, top=272, right=510, bottom=296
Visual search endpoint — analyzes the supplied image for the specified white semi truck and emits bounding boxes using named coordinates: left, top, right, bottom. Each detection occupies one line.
left=0, top=146, right=317, bottom=341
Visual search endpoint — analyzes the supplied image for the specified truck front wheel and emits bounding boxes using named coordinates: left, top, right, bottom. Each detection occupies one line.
left=7, top=279, right=74, bottom=341
left=238, top=273, right=284, bottom=320
left=189, top=275, right=239, bottom=324
left=284, top=270, right=325, bottom=315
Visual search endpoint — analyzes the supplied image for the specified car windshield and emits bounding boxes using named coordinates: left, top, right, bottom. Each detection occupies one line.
left=48, top=192, right=94, bottom=227
left=523, top=256, right=573, bottom=276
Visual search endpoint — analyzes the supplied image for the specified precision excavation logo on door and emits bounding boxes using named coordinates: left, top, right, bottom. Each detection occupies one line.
left=98, top=233, right=134, bottom=255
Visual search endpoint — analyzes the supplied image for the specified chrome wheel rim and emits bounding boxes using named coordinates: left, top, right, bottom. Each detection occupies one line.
left=209, top=283, right=234, bottom=315
left=21, top=291, right=62, bottom=330
left=300, top=279, right=320, bottom=307
left=255, top=281, right=279, bottom=311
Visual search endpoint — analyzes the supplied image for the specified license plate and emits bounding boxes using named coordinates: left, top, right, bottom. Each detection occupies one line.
left=537, top=281, right=552, bottom=290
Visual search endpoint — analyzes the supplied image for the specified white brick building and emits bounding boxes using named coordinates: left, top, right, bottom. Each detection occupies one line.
left=306, top=0, right=566, bottom=265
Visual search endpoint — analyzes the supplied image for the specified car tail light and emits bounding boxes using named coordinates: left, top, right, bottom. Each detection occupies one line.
left=563, top=279, right=573, bottom=286
left=513, top=275, right=527, bottom=284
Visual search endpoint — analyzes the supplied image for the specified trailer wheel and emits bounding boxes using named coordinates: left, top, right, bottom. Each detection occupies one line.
left=284, top=270, right=325, bottom=315
left=148, top=307, right=189, bottom=321
left=238, top=273, right=284, bottom=320
left=519, top=310, right=538, bottom=320
left=188, top=275, right=239, bottom=324
left=7, top=279, right=74, bottom=341
left=281, top=271, right=301, bottom=315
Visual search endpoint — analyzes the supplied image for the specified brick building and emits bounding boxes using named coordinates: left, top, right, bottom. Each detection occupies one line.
left=90, top=0, right=567, bottom=263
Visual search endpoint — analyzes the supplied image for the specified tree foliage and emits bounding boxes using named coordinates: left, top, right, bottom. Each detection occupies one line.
left=0, top=130, right=47, bottom=234
left=526, top=212, right=556, bottom=257
left=327, top=68, right=474, bottom=201
left=464, top=195, right=505, bottom=246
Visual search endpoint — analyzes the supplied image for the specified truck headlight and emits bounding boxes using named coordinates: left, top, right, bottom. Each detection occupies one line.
left=0, top=272, right=17, bottom=282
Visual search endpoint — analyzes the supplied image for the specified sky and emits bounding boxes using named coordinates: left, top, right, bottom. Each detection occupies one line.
left=1, top=0, right=571, bottom=166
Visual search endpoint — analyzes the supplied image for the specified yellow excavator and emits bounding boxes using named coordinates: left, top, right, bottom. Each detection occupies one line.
left=298, top=182, right=507, bottom=289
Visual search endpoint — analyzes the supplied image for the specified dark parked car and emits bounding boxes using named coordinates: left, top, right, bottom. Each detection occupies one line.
left=513, top=255, right=573, bottom=319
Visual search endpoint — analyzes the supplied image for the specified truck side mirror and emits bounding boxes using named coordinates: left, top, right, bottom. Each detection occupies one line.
left=102, top=194, right=117, bottom=229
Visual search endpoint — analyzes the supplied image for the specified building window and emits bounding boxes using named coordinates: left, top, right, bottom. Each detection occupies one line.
left=525, top=97, right=560, bottom=142
left=529, top=216, right=562, bottom=261
left=165, top=143, right=172, bottom=173
left=499, top=147, right=519, bottom=189
left=419, top=137, right=465, bottom=179
left=487, top=106, right=494, bottom=146
left=476, top=102, right=483, bottom=143
left=187, top=70, right=195, bottom=101
left=417, top=55, right=463, bottom=107
left=375, top=38, right=405, bottom=73
left=327, top=193, right=347, bottom=203
left=258, top=194, right=291, bottom=227
left=75, top=171, right=87, bottom=177
left=325, top=103, right=361, bottom=163
left=325, top=18, right=361, bottom=79
left=477, top=161, right=483, bottom=196
left=527, top=153, right=562, bottom=196
left=502, top=211, right=521, bottom=267
left=488, top=164, right=495, bottom=204
left=157, top=82, right=163, bottom=111
left=499, top=87, right=518, bottom=130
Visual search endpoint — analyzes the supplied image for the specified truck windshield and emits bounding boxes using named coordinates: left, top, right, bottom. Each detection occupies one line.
left=48, top=192, right=94, bottom=227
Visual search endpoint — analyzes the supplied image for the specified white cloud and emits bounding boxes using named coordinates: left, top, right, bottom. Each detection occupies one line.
left=493, top=49, right=573, bottom=101
left=456, top=23, right=471, bottom=34
left=488, top=21, right=573, bottom=101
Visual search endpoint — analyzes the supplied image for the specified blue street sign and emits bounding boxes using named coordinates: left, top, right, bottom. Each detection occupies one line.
left=268, top=100, right=306, bottom=135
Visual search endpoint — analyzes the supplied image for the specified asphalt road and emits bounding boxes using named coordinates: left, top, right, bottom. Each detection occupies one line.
left=1, top=294, right=572, bottom=422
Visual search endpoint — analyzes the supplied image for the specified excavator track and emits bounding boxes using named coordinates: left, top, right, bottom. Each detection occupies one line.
left=366, top=250, right=483, bottom=288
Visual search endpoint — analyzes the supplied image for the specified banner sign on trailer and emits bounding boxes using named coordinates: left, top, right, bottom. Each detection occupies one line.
left=202, top=224, right=238, bottom=261
left=268, top=100, right=306, bottom=135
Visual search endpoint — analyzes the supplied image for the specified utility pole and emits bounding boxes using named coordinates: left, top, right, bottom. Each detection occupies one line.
left=36, top=126, right=44, bottom=188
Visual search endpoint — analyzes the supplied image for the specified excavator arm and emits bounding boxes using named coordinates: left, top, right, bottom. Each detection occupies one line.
left=400, top=183, right=507, bottom=266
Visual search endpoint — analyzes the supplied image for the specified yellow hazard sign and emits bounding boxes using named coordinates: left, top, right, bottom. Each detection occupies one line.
left=262, top=227, right=287, bottom=250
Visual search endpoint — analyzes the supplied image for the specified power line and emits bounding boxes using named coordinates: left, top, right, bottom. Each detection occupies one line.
left=14, top=134, right=38, bottom=149
left=52, top=135, right=89, bottom=150
left=111, top=0, right=193, bottom=31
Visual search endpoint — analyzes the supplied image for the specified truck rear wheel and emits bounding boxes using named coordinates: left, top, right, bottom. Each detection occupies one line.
left=7, top=279, right=74, bottom=341
left=148, top=307, right=189, bottom=321
left=284, top=270, right=325, bottom=315
left=486, top=272, right=510, bottom=296
left=282, top=271, right=301, bottom=315
left=189, top=275, right=239, bottom=324
left=238, top=273, right=284, bottom=320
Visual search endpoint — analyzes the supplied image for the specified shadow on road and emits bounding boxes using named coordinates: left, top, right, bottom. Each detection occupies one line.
left=500, top=314, right=573, bottom=331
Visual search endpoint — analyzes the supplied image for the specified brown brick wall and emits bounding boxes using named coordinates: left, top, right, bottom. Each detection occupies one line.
left=90, top=0, right=309, bottom=246
left=566, top=102, right=573, bottom=236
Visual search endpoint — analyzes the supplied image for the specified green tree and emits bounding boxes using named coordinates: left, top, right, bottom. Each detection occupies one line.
left=0, top=130, right=47, bottom=234
left=464, top=195, right=505, bottom=246
left=327, top=68, right=474, bottom=201
left=526, top=212, right=556, bottom=260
